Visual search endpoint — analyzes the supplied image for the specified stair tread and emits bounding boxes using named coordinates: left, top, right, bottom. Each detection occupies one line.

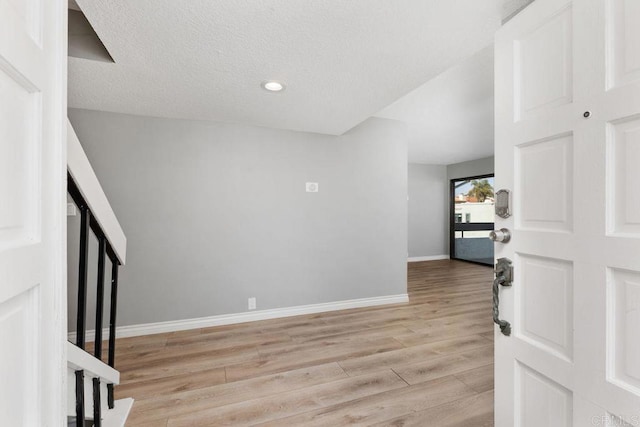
left=102, top=398, right=135, bottom=427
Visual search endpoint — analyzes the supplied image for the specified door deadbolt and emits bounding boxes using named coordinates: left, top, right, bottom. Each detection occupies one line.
left=489, top=228, right=511, bottom=243
left=495, top=189, right=511, bottom=218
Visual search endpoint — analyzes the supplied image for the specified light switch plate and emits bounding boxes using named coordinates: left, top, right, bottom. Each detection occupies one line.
left=305, top=182, right=319, bottom=193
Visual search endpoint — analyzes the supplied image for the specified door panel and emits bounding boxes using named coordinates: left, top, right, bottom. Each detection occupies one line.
left=0, top=0, right=66, bottom=425
left=608, top=268, right=640, bottom=394
left=3, top=0, right=43, bottom=45
left=0, top=51, right=40, bottom=249
left=517, top=254, right=573, bottom=361
left=515, top=5, right=573, bottom=122
left=607, top=0, right=640, bottom=90
left=496, top=0, right=640, bottom=425
left=0, top=288, right=38, bottom=426
left=516, top=134, right=573, bottom=232
left=608, top=117, right=640, bottom=235
left=517, top=363, right=573, bottom=427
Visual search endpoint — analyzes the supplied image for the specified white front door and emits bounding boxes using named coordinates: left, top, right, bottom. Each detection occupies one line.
left=495, top=0, right=640, bottom=425
left=0, top=0, right=67, bottom=425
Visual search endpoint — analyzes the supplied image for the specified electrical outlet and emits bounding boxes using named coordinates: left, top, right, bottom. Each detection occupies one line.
left=248, top=297, right=256, bottom=310
left=67, top=203, right=77, bottom=216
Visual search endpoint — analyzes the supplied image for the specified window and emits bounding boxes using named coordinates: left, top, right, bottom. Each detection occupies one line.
left=450, top=174, right=495, bottom=266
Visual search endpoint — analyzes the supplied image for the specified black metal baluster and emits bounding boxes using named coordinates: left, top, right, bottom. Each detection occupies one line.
left=69, top=173, right=124, bottom=414
left=107, top=261, right=119, bottom=409
left=76, top=205, right=90, bottom=349
left=93, top=377, right=102, bottom=427
left=94, top=236, right=107, bottom=359
left=75, top=370, right=85, bottom=426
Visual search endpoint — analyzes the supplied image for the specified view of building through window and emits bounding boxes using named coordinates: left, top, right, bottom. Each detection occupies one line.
left=451, top=176, right=495, bottom=265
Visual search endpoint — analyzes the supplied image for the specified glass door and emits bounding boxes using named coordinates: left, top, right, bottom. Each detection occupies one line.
left=449, top=174, right=495, bottom=266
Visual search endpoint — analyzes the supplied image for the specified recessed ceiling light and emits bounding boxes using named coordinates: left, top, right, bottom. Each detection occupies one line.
left=262, top=81, right=285, bottom=92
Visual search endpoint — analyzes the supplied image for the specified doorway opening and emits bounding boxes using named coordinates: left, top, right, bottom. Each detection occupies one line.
left=449, top=174, right=495, bottom=266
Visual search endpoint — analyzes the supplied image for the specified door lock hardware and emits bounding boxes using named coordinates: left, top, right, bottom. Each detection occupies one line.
left=495, top=257, right=513, bottom=285
left=493, top=257, right=513, bottom=336
left=489, top=228, right=511, bottom=243
left=495, top=189, right=511, bottom=218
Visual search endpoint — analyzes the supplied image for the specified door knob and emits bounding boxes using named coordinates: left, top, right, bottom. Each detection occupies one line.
left=489, top=228, right=511, bottom=243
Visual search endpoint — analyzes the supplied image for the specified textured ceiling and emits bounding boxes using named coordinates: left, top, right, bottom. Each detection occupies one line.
left=376, top=46, right=495, bottom=165
left=69, top=0, right=501, bottom=135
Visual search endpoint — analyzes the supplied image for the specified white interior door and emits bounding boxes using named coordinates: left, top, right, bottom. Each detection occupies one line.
left=495, top=0, right=640, bottom=425
left=0, top=0, right=67, bottom=425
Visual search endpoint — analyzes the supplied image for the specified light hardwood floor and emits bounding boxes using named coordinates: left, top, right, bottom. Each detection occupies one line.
left=114, top=259, right=494, bottom=426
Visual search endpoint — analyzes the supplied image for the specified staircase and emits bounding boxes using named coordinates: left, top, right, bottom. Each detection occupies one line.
left=67, top=121, right=132, bottom=426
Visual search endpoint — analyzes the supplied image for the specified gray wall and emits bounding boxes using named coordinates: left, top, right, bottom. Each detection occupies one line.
left=68, top=109, right=408, bottom=327
left=446, top=156, right=495, bottom=254
left=407, top=164, right=447, bottom=258
left=447, top=156, right=494, bottom=182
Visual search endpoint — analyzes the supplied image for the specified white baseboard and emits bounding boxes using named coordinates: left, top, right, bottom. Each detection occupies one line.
left=68, top=293, right=409, bottom=342
left=408, top=255, right=450, bottom=262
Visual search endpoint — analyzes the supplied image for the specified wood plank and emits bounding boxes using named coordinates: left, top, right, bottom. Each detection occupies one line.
left=288, top=321, right=413, bottom=342
left=338, top=335, right=492, bottom=377
left=118, top=341, right=259, bottom=372
left=116, top=367, right=226, bottom=400
left=165, top=330, right=292, bottom=351
left=166, top=370, right=408, bottom=426
left=393, top=345, right=493, bottom=385
left=128, top=362, right=347, bottom=424
left=225, top=337, right=405, bottom=382
left=257, top=325, right=412, bottom=357
left=254, top=375, right=475, bottom=427
left=118, top=345, right=259, bottom=384
left=373, top=389, right=494, bottom=427
left=454, top=363, right=495, bottom=393
left=394, top=324, right=493, bottom=347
